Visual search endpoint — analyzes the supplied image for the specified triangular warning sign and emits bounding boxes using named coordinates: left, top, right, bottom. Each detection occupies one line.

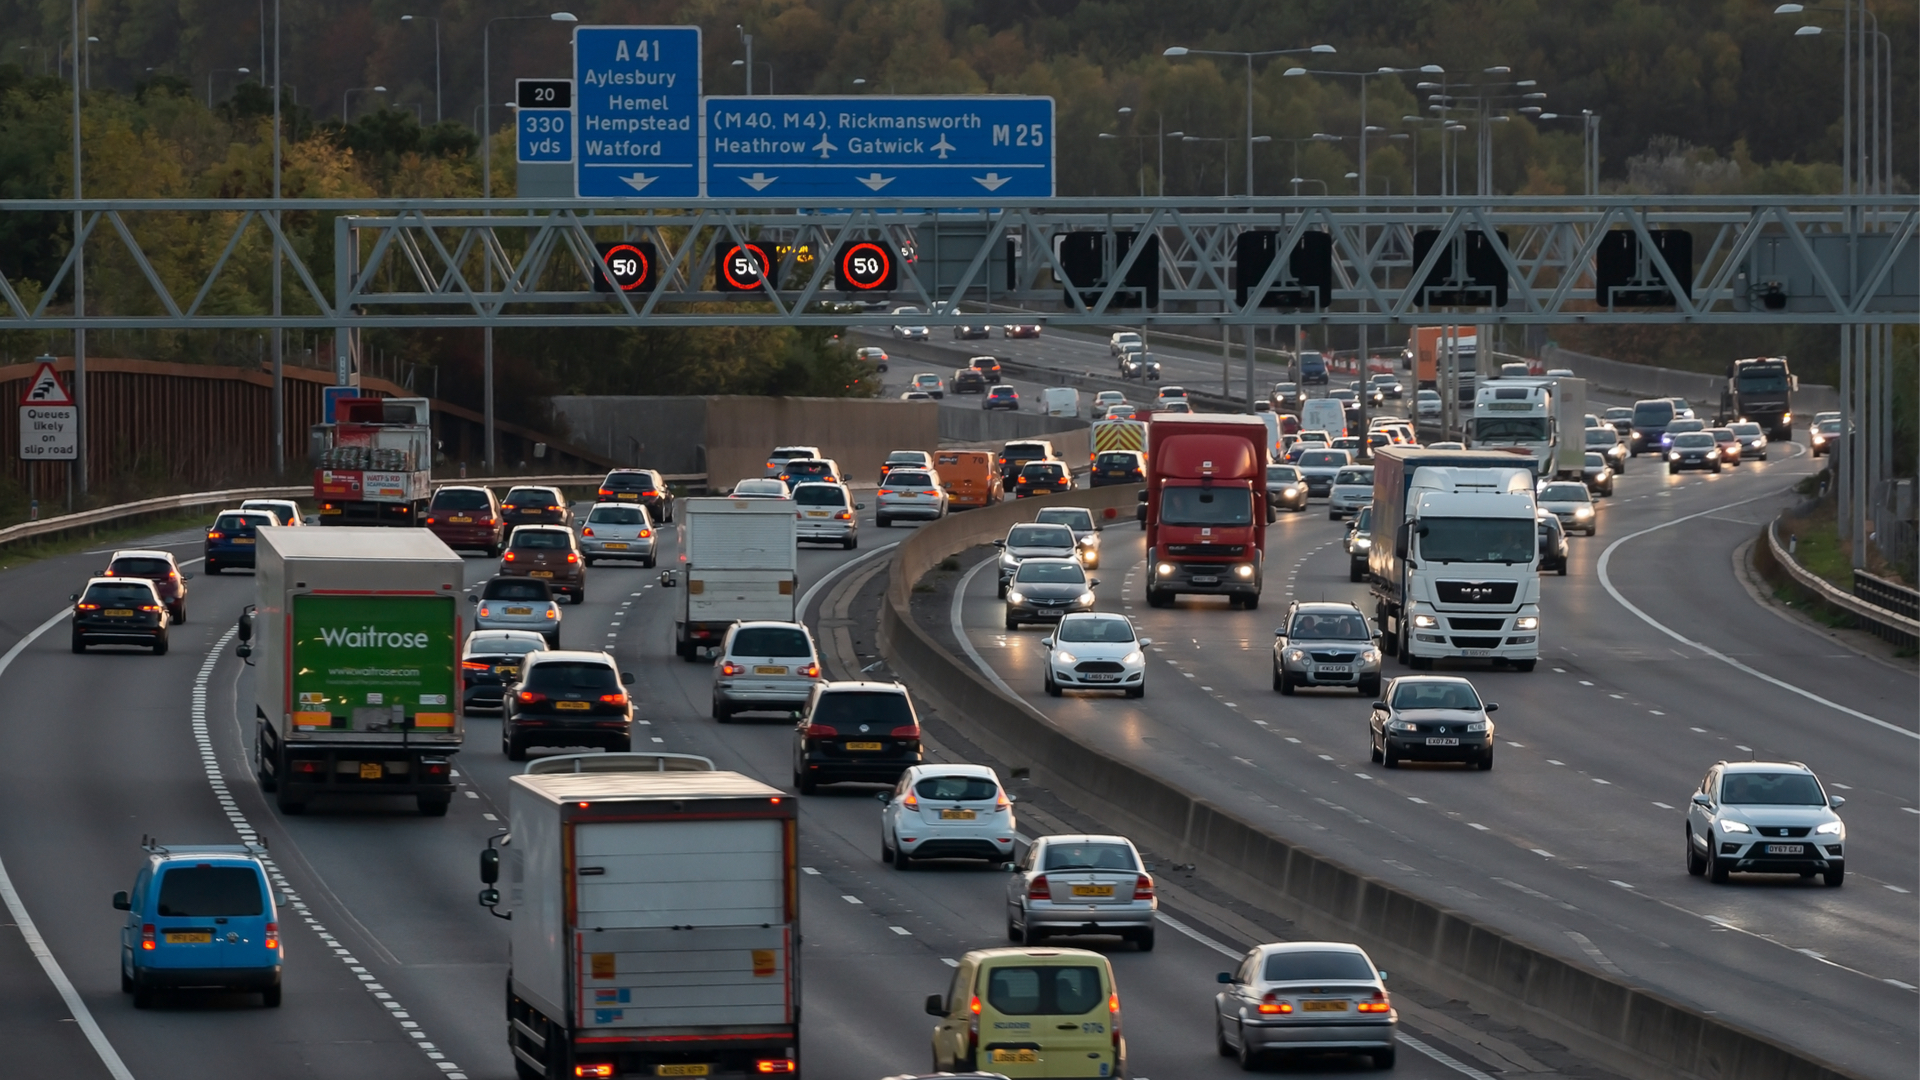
left=21, top=362, right=72, bottom=406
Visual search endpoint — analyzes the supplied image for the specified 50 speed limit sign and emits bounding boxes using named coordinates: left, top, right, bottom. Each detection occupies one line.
left=834, top=241, right=897, bottom=292
left=716, top=243, right=774, bottom=293
left=593, top=241, right=657, bottom=293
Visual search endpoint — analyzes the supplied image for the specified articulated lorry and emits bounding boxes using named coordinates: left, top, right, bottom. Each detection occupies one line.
left=481, top=769, right=801, bottom=1080
left=670, top=497, right=799, bottom=660
left=311, top=397, right=433, bottom=525
left=1717, top=356, right=1796, bottom=439
left=1142, top=414, right=1269, bottom=609
left=1368, top=447, right=1541, bottom=671
left=239, top=527, right=466, bottom=815
left=1471, top=375, right=1587, bottom=478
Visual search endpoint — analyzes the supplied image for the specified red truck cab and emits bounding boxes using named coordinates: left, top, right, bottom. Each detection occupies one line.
left=1143, top=414, right=1269, bottom=609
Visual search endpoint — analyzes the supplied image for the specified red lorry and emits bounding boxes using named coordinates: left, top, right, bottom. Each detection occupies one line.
left=1142, top=414, right=1270, bottom=609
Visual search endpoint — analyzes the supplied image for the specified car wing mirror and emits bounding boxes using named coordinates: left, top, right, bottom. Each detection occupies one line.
left=1691, top=792, right=1713, bottom=807
left=621, top=672, right=635, bottom=686
left=991, top=539, right=1005, bottom=548
left=1483, top=702, right=1498, bottom=713
left=659, top=570, right=678, bottom=587
left=112, top=891, right=131, bottom=911
left=479, top=847, right=501, bottom=884
left=1830, top=795, right=1845, bottom=809
left=70, top=593, right=80, bottom=601
left=1090, top=579, right=1100, bottom=587
left=1138, top=638, right=1152, bottom=646
left=1217, top=971, right=1233, bottom=984
left=180, top=572, right=195, bottom=580
left=925, top=994, right=947, bottom=1017
left=1040, top=637, right=1054, bottom=647
left=1370, top=700, right=1389, bottom=711
left=876, top=791, right=890, bottom=803
left=856, top=503, right=866, bottom=510
left=468, top=594, right=479, bottom=605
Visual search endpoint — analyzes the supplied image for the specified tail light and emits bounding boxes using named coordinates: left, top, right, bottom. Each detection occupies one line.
left=582, top=527, right=594, bottom=537
left=1358, top=990, right=1392, bottom=1013
left=1258, top=993, right=1293, bottom=1014
left=574, top=1067, right=614, bottom=1079
left=462, top=660, right=493, bottom=672
left=546, top=505, right=561, bottom=512
left=425, top=516, right=438, bottom=525
left=995, top=790, right=1011, bottom=812
left=518, top=690, right=548, bottom=704
left=599, top=488, right=614, bottom=498
left=478, top=606, right=491, bottom=617
left=293, top=760, right=323, bottom=773
left=264, top=922, right=280, bottom=950
left=878, top=489, right=894, bottom=496
left=76, top=602, right=100, bottom=611
left=765, top=462, right=776, bottom=470
left=755, top=1062, right=795, bottom=1075
left=503, top=551, right=517, bottom=562
left=720, top=661, right=743, bottom=676
left=207, top=531, right=224, bottom=540
left=639, top=529, right=652, bottom=538
left=546, top=609, right=557, bottom=620
left=1111, top=992, right=1122, bottom=1048
left=1017, top=476, right=1028, bottom=484
left=140, top=604, right=162, bottom=613
left=803, top=724, right=837, bottom=738
left=565, top=553, right=579, bottom=564
left=141, top=924, right=156, bottom=950
left=598, top=693, right=628, bottom=706
left=902, top=790, right=919, bottom=808
left=800, top=663, right=820, bottom=678
left=891, top=725, right=921, bottom=738
left=970, top=994, right=982, bottom=1015
left=478, top=516, right=495, bottom=526
left=1133, top=874, right=1155, bottom=901
left=835, top=511, right=853, bottom=521
left=1028, top=875, right=1051, bottom=901
left=103, top=568, right=116, bottom=576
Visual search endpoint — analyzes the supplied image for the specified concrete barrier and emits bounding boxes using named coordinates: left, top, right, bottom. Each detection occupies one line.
left=937, top=407, right=1089, bottom=447
left=1543, top=348, right=1841, bottom=419
left=877, top=501, right=1865, bottom=1080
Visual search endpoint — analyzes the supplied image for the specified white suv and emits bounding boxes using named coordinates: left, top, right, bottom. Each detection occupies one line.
left=1687, top=761, right=1846, bottom=886
left=879, top=764, right=1017, bottom=869
left=712, top=621, right=822, bottom=721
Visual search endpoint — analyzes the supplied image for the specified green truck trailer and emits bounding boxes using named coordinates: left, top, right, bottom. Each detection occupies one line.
left=238, top=527, right=467, bottom=816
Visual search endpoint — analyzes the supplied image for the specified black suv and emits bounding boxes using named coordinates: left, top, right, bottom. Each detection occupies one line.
left=72, top=577, right=171, bottom=654
left=792, top=682, right=923, bottom=793
left=597, top=470, right=674, bottom=523
left=998, top=440, right=1055, bottom=484
left=952, top=368, right=988, bottom=394
left=502, top=651, right=636, bottom=760
left=500, top=486, right=571, bottom=529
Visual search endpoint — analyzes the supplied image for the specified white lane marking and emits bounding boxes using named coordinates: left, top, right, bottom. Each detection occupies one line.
left=889, top=926, right=912, bottom=936
left=801, top=866, right=820, bottom=875
left=1596, top=496, right=1916, bottom=741
left=1592, top=778, right=1612, bottom=785
left=1531, top=849, right=1556, bottom=858
left=194, top=629, right=470, bottom=1077
left=1468, top=823, right=1489, bottom=831
left=1610, top=880, right=1635, bottom=890
left=796, top=540, right=902, bottom=618
left=1691, top=727, right=1708, bottom=733
left=1653, top=802, right=1674, bottom=810
left=1408, top=797, right=1428, bottom=804
left=951, top=558, right=1022, bottom=700
left=1284, top=737, right=1300, bottom=744
left=842, top=895, right=863, bottom=904
left=1578, top=680, right=1594, bottom=686
left=1565, top=931, right=1626, bottom=976
left=0, top=608, right=135, bottom=1080
left=1547, top=760, right=1565, bottom=766
left=942, top=957, right=959, bottom=967
left=483, top=813, right=498, bottom=821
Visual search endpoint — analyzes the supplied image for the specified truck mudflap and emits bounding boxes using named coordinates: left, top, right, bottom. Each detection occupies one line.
left=259, top=724, right=458, bottom=816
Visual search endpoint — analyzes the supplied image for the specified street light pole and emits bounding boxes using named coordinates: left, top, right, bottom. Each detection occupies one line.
left=271, top=0, right=283, bottom=474
left=70, top=0, right=85, bottom=502
left=1164, top=43, right=1334, bottom=197
left=401, top=15, right=442, bottom=124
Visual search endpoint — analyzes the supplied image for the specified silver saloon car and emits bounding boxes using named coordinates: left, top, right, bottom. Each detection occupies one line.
left=579, top=502, right=657, bottom=566
left=1006, top=834, right=1158, bottom=949
left=1215, top=941, right=1397, bottom=1070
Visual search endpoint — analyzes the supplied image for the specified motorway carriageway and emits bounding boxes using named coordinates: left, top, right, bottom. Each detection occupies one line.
left=0, top=486, right=1587, bottom=1079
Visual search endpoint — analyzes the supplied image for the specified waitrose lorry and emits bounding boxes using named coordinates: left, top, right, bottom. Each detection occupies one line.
left=238, top=528, right=466, bottom=815
left=481, top=769, right=801, bottom=1080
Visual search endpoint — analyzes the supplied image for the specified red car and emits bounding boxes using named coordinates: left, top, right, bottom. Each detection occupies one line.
left=104, top=549, right=189, bottom=622
left=983, top=385, right=1020, bottom=411
left=1709, top=427, right=1743, bottom=466
left=425, top=486, right=505, bottom=555
left=1003, top=324, right=1041, bottom=339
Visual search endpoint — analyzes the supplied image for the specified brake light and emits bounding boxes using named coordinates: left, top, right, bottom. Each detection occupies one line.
left=996, top=790, right=1011, bottom=811
left=264, top=922, right=279, bottom=950
left=76, top=603, right=100, bottom=611
left=518, top=691, right=548, bottom=704
left=503, top=551, right=517, bottom=562
left=574, top=1066, right=614, bottom=1079
left=903, top=790, right=919, bottom=808
left=878, top=489, right=894, bottom=496
left=546, top=505, right=561, bottom=511
left=970, top=995, right=982, bottom=1015
left=565, top=553, right=579, bottom=564
left=891, top=725, right=920, bottom=738
left=1133, top=874, right=1154, bottom=901
left=462, top=660, right=493, bottom=672
left=546, top=609, right=557, bottom=620
left=598, top=693, right=628, bottom=706
left=425, top=516, right=436, bottom=525
left=207, top=531, right=223, bottom=540
left=800, top=663, right=820, bottom=678
left=582, top=527, right=593, bottom=537
left=1028, top=875, right=1051, bottom=900
left=755, top=1062, right=795, bottom=1075
left=141, top=924, right=156, bottom=950
left=140, top=605, right=162, bottom=613
left=720, top=661, right=743, bottom=676
left=1358, top=990, right=1392, bottom=1013
left=103, top=568, right=115, bottom=576
left=639, top=528, right=652, bottom=538
left=835, top=511, right=853, bottom=521
left=1017, top=476, right=1028, bottom=483
left=765, top=462, right=777, bottom=470
left=478, top=606, right=491, bottom=617
left=1258, top=993, right=1292, bottom=1014
left=293, top=760, right=322, bottom=773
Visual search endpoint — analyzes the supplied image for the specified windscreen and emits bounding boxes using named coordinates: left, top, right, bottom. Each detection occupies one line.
left=214, top=514, right=267, bottom=532
left=1003, top=444, right=1047, bottom=462
left=1817, top=420, right=1843, bottom=434
left=1390, top=680, right=1483, bottom=711
left=794, top=485, right=847, bottom=507
left=1633, top=401, right=1675, bottom=425
left=432, top=488, right=492, bottom=510
left=887, top=452, right=926, bottom=464
left=1267, top=467, right=1300, bottom=483
left=510, top=530, right=571, bottom=550
left=1016, top=561, right=1087, bottom=584
left=604, top=472, right=657, bottom=491
left=1289, top=612, right=1370, bottom=640
left=914, top=775, right=999, bottom=802
left=1298, top=451, right=1345, bottom=468
left=1539, top=484, right=1588, bottom=501
left=83, top=583, right=157, bottom=606
left=588, top=505, right=647, bottom=524
left=1474, top=417, right=1548, bottom=440
left=156, top=866, right=264, bottom=917
left=1721, top=772, right=1826, bottom=805
left=504, top=488, right=557, bottom=506
left=888, top=472, right=933, bottom=488
left=240, top=502, right=293, bottom=523
left=786, top=462, right=832, bottom=479
left=1667, top=420, right=1705, bottom=435
left=1729, top=423, right=1763, bottom=436
left=468, top=637, right=544, bottom=660
left=1709, top=429, right=1736, bottom=441
left=1263, top=950, right=1376, bottom=983
left=1159, top=488, right=1252, bottom=527
left=1058, top=617, right=1134, bottom=643
left=523, top=660, right=618, bottom=693
left=109, top=558, right=173, bottom=576
left=1735, top=363, right=1789, bottom=393
left=986, top=966, right=1105, bottom=1016
left=1098, top=453, right=1140, bottom=470
left=731, top=626, right=812, bottom=657
left=811, top=691, right=914, bottom=729
left=1585, top=453, right=1606, bottom=468
left=1042, top=842, right=1137, bottom=871
left=1334, top=469, right=1373, bottom=486
left=1672, top=433, right=1716, bottom=449
left=1419, top=518, right=1535, bottom=564
left=1035, top=508, right=1094, bottom=531
left=1585, top=428, right=1617, bottom=447
left=483, top=578, right=552, bottom=601
left=1007, top=526, right=1073, bottom=548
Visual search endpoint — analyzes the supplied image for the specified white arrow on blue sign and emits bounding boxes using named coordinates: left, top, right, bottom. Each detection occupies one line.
left=704, top=96, right=1054, bottom=200
left=573, top=26, right=702, bottom=199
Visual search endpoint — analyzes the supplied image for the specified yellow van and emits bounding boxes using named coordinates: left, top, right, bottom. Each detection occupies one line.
left=926, top=947, right=1127, bottom=1079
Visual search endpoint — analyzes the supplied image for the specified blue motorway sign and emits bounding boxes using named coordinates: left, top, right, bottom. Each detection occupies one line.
left=518, top=108, right=572, bottom=163
left=704, top=96, right=1054, bottom=200
left=573, top=26, right=701, bottom=199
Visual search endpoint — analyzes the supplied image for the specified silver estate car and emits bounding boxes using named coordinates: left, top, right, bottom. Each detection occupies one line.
left=711, top=621, right=823, bottom=721
left=793, top=482, right=861, bottom=549
left=1214, top=941, right=1397, bottom=1070
left=470, top=576, right=562, bottom=647
left=1006, top=834, right=1158, bottom=950
left=1271, top=601, right=1382, bottom=696
left=579, top=502, right=657, bottom=566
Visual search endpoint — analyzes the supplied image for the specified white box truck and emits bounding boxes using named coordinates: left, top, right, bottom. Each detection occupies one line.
left=669, top=497, right=799, bottom=660
left=236, top=527, right=467, bottom=815
left=482, top=770, right=800, bottom=1080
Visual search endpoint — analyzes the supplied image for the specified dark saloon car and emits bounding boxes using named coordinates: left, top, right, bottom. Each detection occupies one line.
left=72, top=577, right=171, bottom=653
left=1368, top=675, right=1497, bottom=769
left=597, top=469, right=675, bottom=523
left=502, top=650, right=636, bottom=760
left=792, top=681, right=923, bottom=793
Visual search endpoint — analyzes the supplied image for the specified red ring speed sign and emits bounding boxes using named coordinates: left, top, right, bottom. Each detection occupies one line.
left=602, top=243, right=650, bottom=291
left=839, top=242, right=892, bottom=290
left=721, top=244, right=770, bottom=291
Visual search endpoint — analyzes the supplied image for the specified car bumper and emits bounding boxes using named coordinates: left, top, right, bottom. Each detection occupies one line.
left=1404, top=617, right=1538, bottom=660
left=501, top=571, right=584, bottom=594
left=474, top=615, right=558, bottom=635
left=205, top=545, right=256, bottom=566
left=75, top=625, right=166, bottom=643
left=509, top=717, right=632, bottom=740
left=429, top=526, right=502, bottom=549
left=1024, top=903, right=1156, bottom=932
left=715, top=680, right=816, bottom=708
left=1269, top=489, right=1308, bottom=510
left=1721, top=842, right=1843, bottom=874
left=463, top=685, right=510, bottom=711
left=1016, top=485, right=1069, bottom=497
left=1281, top=661, right=1381, bottom=687
left=797, top=522, right=856, bottom=541
left=1669, top=457, right=1717, bottom=470
left=1150, top=564, right=1259, bottom=594
left=1241, top=1018, right=1396, bottom=1053
left=132, top=964, right=281, bottom=990
left=878, top=501, right=944, bottom=520
left=1329, top=494, right=1370, bottom=513
left=801, top=754, right=920, bottom=784
left=582, top=537, right=655, bottom=558
left=1008, top=599, right=1096, bottom=622
left=1384, top=732, right=1491, bottom=761
left=898, top=834, right=1014, bottom=860
left=1050, top=662, right=1144, bottom=688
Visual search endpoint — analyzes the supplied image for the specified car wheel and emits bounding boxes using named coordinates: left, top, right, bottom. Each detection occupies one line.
left=1278, top=673, right=1295, bottom=696
left=881, top=831, right=894, bottom=863
left=547, top=632, right=561, bottom=649
left=573, top=588, right=586, bottom=604
left=1008, top=917, right=1023, bottom=943
left=1021, top=921, right=1045, bottom=947
left=121, top=967, right=133, bottom=994
left=1557, top=562, right=1567, bottom=577
left=796, top=770, right=817, bottom=795
left=1687, top=828, right=1707, bottom=876
left=153, top=633, right=169, bottom=656
left=877, top=516, right=891, bottom=528
left=1477, top=749, right=1494, bottom=771
left=1511, top=659, right=1537, bottom=672
left=71, top=633, right=85, bottom=654
left=1382, top=743, right=1400, bottom=769
left=133, top=987, right=154, bottom=1009
left=583, top=556, right=595, bottom=567
left=1004, top=613, right=1020, bottom=631
left=1824, top=865, right=1845, bottom=887
left=712, top=699, right=732, bottom=723
left=995, top=581, right=1007, bottom=599
left=1271, top=666, right=1284, bottom=692
left=1669, top=465, right=1678, bottom=475
left=1044, top=671, right=1062, bottom=697
left=1708, top=839, right=1730, bottom=884
left=505, top=732, right=528, bottom=762
left=171, top=605, right=186, bottom=624
left=1217, top=1017, right=1235, bottom=1057
left=1712, top=463, right=1722, bottom=474
left=1125, top=684, right=1144, bottom=699
left=895, top=846, right=913, bottom=871
left=1350, top=561, right=1365, bottom=583
left=418, top=795, right=451, bottom=817
left=1237, top=1024, right=1260, bottom=1071
left=842, top=535, right=857, bottom=550
left=1358, top=676, right=1381, bottom=697
left=1133, top=927, right=1156, bottom=951
left=1370, top=734, right=1384, bottom=763
left=206, top=560, right=221, bottom=575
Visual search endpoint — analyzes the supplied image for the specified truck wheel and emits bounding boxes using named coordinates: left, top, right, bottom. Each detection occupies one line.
left=1145, top=589, right=1170, bottom=608
left=276, top=787, right=306, bottom=815
left=418, top=796, right=451, bottom=817
left=1512, top=659, right=1537, bottom=672
left=1242, top=593, right=1259, bottom=611
left=515, top=1060, right=547, bottom=1080
left=255, top=735, right=278, bottom=792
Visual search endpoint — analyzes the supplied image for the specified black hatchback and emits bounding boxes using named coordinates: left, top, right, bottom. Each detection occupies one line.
left=597, top=470, right=675, bottom=523
left=72, top=577, right=171, bottom=654
left=792, top=682, right=923, bottom=793
left=1015, top=460, right=1071, bottom=497
left=502, top=651, right=636, bottom=760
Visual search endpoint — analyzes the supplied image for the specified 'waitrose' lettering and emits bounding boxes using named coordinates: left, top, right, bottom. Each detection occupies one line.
left=319, top=625, right=432, bottom=649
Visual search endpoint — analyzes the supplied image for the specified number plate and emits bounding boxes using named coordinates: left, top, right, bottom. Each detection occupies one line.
left=844, top=741, right=883, bottom=751
left=1426, top=737, right=1460, bottom=746
left=1082, top=673, right=1120, bottom=682
left=940, top=809, right=977, bottom=820
left=1462, top=648, right=1495, bottom=657
left=104, top=609, right=135, bottom=617
left=359, top=762, right=383, bottom=779
left=530, top=570, right=554, bottom=578
left=1765, top=843, right=1806, bottom=855
left=505, top=606, right=533, bottom=615
left=655, top=1066, right=711, bottom=1077
left=604, top=542, right=629, bottom=550
left=1070, top=884, right=1115, bottom=897
left=807, top=510, right=830, bottom=517
left=450, top=516, right=473, bottom=523
left=234, top=537, right=255, bottom=544
left=1315, top=665, right=1352, bottom=675
left=164, top=931, right=212, bottom=944
left=990, top=1049, right=1039, bottom=1064
left=1192, top=575, right=1219, bottom=585
left=754, top=666, right=788, bottom=675
left=556, top=701, right=592, bottom=711
left=1302, top=999, right=1349, bottom=1012
left=617, top=493, right=637, bottom=500
left=495, top=666, right=519, bottom=678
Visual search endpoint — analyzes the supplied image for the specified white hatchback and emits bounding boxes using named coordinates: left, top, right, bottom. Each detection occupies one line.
left=879, top=764, right=1017, bottom=868
left=1042, top=612, right=1148, bottom=697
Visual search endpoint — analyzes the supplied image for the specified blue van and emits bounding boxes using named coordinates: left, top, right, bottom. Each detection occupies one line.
left=114, top=842, right=282, bottom=1007
left=1299, top=351, right=1329, bottom=385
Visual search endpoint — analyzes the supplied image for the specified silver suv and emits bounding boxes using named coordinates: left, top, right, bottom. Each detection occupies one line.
left=711, top=621, right=822, bottom=721
left=793, top=482, right=861, bottom=549
left=1687, top=761, right=1846, bottom=886
left=1271, top=601, right=1382, bottom=695
left=993, top=522, right=1077, bottom=596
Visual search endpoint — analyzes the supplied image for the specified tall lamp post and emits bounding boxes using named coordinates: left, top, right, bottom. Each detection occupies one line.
left=1281, top=64, right=1442, bottom=196
left=731, top=59, right=774, bottom=94
left=1163, top=43, right=1334, bottom=197
left=1533, top=110, right=1599, bottom=195
left=400, top=14, right=441, bottom=123
left=209, top=66, right=250, bottom=108
left=70, top=0, right=85, bottom=502
left=342, top=84, right=387, bottom=124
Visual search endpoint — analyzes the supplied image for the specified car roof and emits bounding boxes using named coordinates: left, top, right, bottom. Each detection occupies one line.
left=729, top=620, right=810, bottom=632
left=816, top=680, right=908, bottom=694
left=110, top=549, right=176, bottom=562
left=771, top=446, right=819, bottom=454
left=1291, top=601, right=1365, bottom=615
left=1257, top=940, right=1370, bottom=957
left=1719, top=759, right=1814, bottom=774
left=217, top=507, right=276, bottom=518
left=148, top=843, right=268, bottom=864
left=1033, top=833, right=1134, bottom=846
left=465, top=629, right=548, bottom=649
left=1009, top=522, right=1073, bottom=536
left=83, top=575, right=158, bottom=590
left=908, top=762, right=998, bottom=778
left=1388, top=674, right=1477, bottom=688
left=525, top=649, right=617, bottom=667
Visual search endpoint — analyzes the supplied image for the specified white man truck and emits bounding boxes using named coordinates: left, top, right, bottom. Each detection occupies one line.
left=669, top=497, right=799, bottom=661
left=238, top=527, right=466, bottom=815
left=1470, top=375, right=1587, bottom=478
left=1368, top=447, right=1541, bottom=672
left=481, top=769, right=801, bottom=1080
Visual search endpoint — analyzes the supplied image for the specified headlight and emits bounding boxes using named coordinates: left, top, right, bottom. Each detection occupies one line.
left=1079, top=535, right=1099, bottom=548
left=1006, top=591, right=1025, bottom=605
left=1053, top=650, right=1078, bottom=665
left=1514, top=616, right=1539, bottom=630
left=1121, top=650, right=1143, bottom=665
left=1465, top=721, right=1488, bottom=732
left=1815, top=820, right=1844, bottom=836
left=1781, top=413, right=1792, bottom=423
left=1352, top=537, right=1372, bottom=550
left=1361, top=649, right=1381, bottom=664
left=1283, top=486, right=1300, bottom=496
left=1001, top=553, right=1019, bottom=567
left=1707, top=448, right=1720, bottom=457
left=1156, top=562, right=1176, bottom=577
left=1412, top=614, right=1438, bottom=629
left=1283, top=649, right=1305, bottom=664
left=1574, top=506, right=1593, bottom=518
left=1233, top=564, right=1255, bottom=579
left=1387, top=720, right=1416, bottom=732
left=1077, top=591, right=1096, bottom=606
left=1718, top=819, right=1751, bottom=834
left=1669, top=451, right=1681, bottom=460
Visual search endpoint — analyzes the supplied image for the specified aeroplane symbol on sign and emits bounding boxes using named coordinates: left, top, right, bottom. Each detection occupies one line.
left=813, top=134, right=837, bottom=159
left=931, top=134, right=956, bottom=159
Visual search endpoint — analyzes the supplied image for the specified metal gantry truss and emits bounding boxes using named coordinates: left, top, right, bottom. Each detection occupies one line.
left=0, top=196, right=1912, bottom=331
